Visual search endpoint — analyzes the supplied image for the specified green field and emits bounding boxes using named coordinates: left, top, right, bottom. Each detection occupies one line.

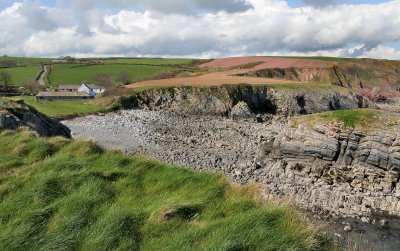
left=102, top=58, right=194, bottom=65
left=0, top=66, right=41, bottom=86
left=0, top=56, right=51, bottom=66
left=283, top=56, right=348, bottom=63
left=0, top=130, right=330, bottom=250
left=3, top=96, right=113, bottom=118
left=48, top=64, right=176, bottom=86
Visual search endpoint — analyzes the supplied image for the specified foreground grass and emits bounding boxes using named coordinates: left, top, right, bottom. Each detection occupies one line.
left=3, top=96, right=113, bottom=118
left=0, top=130, right=330, bottom=250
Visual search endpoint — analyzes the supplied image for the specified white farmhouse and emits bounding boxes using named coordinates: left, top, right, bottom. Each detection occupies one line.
left=78, top=82, right=106, bottom=97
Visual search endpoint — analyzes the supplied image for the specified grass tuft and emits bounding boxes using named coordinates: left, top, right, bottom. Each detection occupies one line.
left=0, top=130, right=331, bottom=250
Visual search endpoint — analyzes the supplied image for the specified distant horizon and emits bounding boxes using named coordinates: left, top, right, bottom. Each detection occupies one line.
left=2, top=54, right=398, bottom=61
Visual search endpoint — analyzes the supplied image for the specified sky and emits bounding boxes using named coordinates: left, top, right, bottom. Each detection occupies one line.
left=0, top=0, right=399, bottom=59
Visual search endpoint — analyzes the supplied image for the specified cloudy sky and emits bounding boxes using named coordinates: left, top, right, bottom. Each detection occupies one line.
left=0, top=0, right=399, bottom=59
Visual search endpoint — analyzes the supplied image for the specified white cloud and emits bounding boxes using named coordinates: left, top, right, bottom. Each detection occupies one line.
left=57, top=0, right=253, bottom=14
left=359, top=44, right=400, bottom=60
left=0, top=0, right=400, bottom=59
left=300, top=0, right=347, bottom=7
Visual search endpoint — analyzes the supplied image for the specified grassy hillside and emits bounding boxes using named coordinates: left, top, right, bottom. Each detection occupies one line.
left=2, top=96, right=114, bottom=118
left=48, top=64, right=176, bottom=86
left=0, top=56, right=51, bottom=66
left=0, top=57, right=195, bottom=87
left=0, top=130, right=330, bottom=250
left=102, top=58, right=194, bottom=65
left=1, top=66, right=41, bottom=86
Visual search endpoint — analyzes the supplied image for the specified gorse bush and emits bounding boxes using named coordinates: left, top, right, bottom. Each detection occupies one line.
left=0, top=130, right=331, bottom=250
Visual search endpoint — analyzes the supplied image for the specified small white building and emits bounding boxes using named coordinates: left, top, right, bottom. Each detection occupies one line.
left=78, top=82, right=106, bottom=97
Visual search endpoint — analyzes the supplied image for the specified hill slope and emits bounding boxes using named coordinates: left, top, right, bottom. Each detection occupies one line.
left=0, top=130, right=330, bottom=250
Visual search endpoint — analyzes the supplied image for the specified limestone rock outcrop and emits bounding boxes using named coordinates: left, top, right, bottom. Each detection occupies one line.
left=121, top=85, right=374, bottom=118
left=0, top=100, right=71, bottom=138
left=257, top=122, right=400, bottom=218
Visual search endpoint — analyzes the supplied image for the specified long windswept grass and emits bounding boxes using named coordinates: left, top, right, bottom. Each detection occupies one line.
left=0, top=130, right=332, bottom=250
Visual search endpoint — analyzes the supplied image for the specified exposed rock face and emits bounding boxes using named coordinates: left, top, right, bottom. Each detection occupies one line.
left=0, top=100, right=71, bottom=138
left=256, top=122, right=400, bottom=218
left=231, top=101, right=255, bottom=119
left=64, top=107, right=399, bottom=219
left=237, top=67, right=336, bottom=84
left=122, top=85, right=374, bottom=117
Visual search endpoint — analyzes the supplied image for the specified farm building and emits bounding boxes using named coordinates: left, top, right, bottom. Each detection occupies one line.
left=58, top=85, right=80, bottom=92
left=78, top=82, right=106, bottom=97
left=36, top=91, right=90, bottom=101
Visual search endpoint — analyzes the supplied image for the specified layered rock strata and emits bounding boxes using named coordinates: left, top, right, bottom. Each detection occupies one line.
left=121, top=85, right=373, bottom=117
left=255, top=122, right=400, bottom=219
left=0, top=100, right=71, bottom=138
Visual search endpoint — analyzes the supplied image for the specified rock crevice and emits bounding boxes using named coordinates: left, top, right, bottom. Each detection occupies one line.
left=258, top=123, right=400, bottom=218
left=121, top=85, right=374, bottom=117
left=0, top=100, right=71, bottom=138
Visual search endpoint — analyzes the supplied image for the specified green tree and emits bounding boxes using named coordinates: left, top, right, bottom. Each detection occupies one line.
left=93, top=73, right=115, bottom=88
left=22, top=78, right=42, bottom=94
left=116, top=71, right=132, bottom=85
left=0, top=71, right=12, bottom=91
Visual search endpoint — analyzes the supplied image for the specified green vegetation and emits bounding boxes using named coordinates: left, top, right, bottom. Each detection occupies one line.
left=317, top=109, right=382, bottom=128
left=102, top=58, right=194, bottom=65
left=3, top=96, right=113, bottom=118
left=2, top=66, right=41, bottom=86
left=283, top=56, right=348, bottom=63
left=0, top=130, right=329, bottom=250
left=48, top=64, right=176, bottom=86
left=293, top=109, right=397, bottom=130
left=266, top=82, right=350, bottom=92
left=0, top=56, right=51, bottom=66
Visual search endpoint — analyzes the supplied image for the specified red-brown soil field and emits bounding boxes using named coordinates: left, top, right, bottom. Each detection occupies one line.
left=198, top=56, right=332, bottom=69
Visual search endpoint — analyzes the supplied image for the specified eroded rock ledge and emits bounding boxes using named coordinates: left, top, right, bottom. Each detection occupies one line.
left=0, top=100, right=71, bottom=138
left=121, top=85, right=374, bottom=117
left=254, top=121, right=400, bottom=219
left=64, top=106, right=400, bottom=219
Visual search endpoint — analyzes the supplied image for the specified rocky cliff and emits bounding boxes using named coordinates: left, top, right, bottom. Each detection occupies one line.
left=122, top=85, right=374, bottom=117
left=251, top=113, right=400, bottom=219
left=236, top=60, right=400, bottom=92
left=237, top=67, right=349, bottom=86
left=0, top=100, right=71, bottom=138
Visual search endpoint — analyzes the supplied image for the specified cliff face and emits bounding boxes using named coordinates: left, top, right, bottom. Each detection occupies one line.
left=236, top=61, right=400, bottom=92
left=255, top=120, right=400, bottom=219
left=0, top=100, right=71, bottom=138
left=122, top=85, right=374, bottom=117
left=237, top=67, right=337, bottom=84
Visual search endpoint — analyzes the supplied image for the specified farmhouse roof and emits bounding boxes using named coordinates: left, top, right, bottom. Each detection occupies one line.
left=36, top=91, right=90, bottom=97
left=58, top=85, right=80, bottom=90
left=82, top=83, right=106, bottom=90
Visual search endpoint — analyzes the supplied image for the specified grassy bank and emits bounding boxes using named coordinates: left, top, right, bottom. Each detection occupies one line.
left=48, top=64, right=177, bottom=86
left=292, top=109, right=399, bottom=130
left=2, top=96, right=114, bottom=119
left=0, top=130, right=331, bottom=250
